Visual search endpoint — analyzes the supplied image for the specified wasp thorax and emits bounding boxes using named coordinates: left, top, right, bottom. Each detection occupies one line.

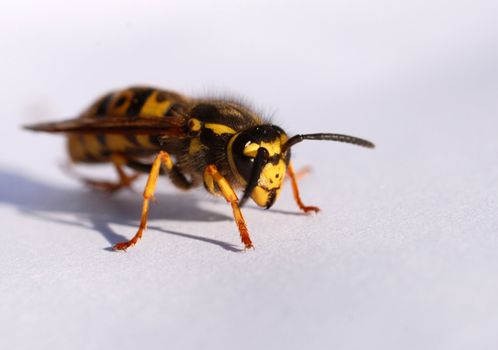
left=228, top=125, right=290, bottom=208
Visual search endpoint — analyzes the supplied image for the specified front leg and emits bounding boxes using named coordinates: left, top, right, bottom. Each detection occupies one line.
left=204, top=164, right=253, bottom=249
left=287, top=162, right=320, bottom=213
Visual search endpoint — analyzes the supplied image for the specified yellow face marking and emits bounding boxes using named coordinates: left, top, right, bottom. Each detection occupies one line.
left=188, top=118, right=202, bottom=132
left=227, top=134, right=287, bottom=191
left=189, top=138, right=204, bottom=155
left=264, top=141, right=282, bottom=156
left=243, top=140, right=281, bottom=157
left=242, top=142, right=259, bottom=157
left=259, top=160, right=286, bottom=189
left=251, top=160, right=286, bottom=207
left=204, top=123, right=236, bottom=135
left=251, top=186, right=268, bottom=207
left=251, top=185, right=283, bottom=207
left=140, top=91, right=171, bottom=118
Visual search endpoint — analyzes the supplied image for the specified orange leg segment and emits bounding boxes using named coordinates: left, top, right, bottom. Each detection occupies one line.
left=113, top=151, right=173, bottom=251
left=287, top=162, right=320, bottom=213
left=204, top=164, right=253, bottom=249
left=288, top=165, right=311, bottom=182
left=79, top=154, right=141, bottom=193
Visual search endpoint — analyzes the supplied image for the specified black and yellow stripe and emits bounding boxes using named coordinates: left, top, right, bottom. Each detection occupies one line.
left=85, top=87, right=188, bottom=120
left=68, top=87, right=190, bottom=162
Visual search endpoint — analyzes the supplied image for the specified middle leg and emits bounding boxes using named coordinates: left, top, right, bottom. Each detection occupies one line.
left=113, top=151, right=175, bottom=251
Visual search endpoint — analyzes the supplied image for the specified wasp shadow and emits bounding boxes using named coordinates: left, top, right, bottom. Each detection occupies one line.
left=0, top=167, right=243, bottom=252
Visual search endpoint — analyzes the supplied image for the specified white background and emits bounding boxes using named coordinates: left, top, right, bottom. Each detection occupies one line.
left=1, top=1, right=497, bottom=349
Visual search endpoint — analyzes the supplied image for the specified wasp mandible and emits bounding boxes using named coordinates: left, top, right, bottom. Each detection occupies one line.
left=25, top=86, right=375, bottom=250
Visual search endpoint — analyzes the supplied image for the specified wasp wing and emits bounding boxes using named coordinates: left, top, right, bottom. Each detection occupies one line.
left=24, top=116, right=186, bottom=136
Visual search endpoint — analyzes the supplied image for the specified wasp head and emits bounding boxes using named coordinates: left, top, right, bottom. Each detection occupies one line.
left=228, top=125, right=290, bottom=209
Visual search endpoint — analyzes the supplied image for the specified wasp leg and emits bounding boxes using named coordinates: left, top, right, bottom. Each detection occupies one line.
left=285, top=165, right=311, bottom=182
left=113, top=151, right=173, bottom=251
left=204, top=164, right=253, bottom=249
left=78, top=154, right=141, bottom=193
left=126, top=159, right=193, bottom=190
left=287, top=162, right=320, bottom=213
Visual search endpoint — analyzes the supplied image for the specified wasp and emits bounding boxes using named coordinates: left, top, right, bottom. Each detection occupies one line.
left=25, top=86, right=374, bottom=250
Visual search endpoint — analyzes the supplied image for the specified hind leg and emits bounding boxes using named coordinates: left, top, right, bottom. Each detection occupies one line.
left=69, top=154, right=141, bottom=193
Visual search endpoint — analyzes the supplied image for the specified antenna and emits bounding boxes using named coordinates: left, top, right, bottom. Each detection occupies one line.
left=283, top=133, right=375, bottom=152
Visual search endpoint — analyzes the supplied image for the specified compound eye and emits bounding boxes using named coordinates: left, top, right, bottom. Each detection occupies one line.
left=231, top=136, right=258, bottom=182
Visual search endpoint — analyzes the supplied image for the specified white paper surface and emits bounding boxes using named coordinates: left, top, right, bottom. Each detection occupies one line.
left=1, top=1, right=497, bottom=349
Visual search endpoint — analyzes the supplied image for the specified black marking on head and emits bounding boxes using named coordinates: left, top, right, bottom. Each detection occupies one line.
left=126, top=88, right=154, bottom=116
left=268, top=154, right=281, bottom=165
left=233, top=125, right=284, bottom=149
left=96, top=93, right=113, bottom=117
left=230, top=125, right=286, bottom=182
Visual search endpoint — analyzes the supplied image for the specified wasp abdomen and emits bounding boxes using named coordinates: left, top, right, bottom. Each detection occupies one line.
left=67, top=87, right=190, bottom=163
